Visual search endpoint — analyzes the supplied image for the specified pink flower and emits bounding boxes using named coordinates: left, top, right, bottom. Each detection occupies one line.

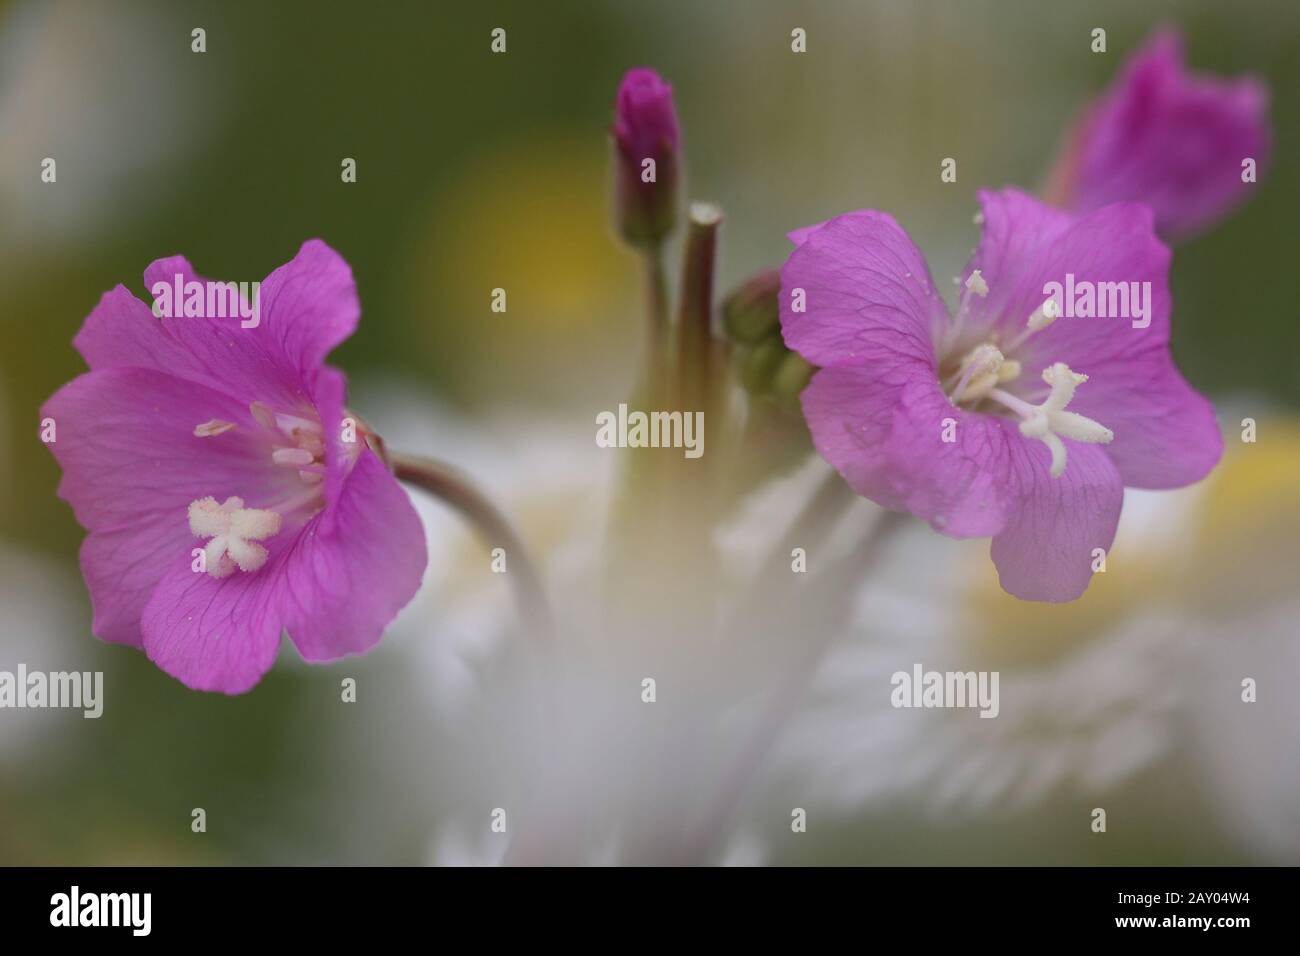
left=1047, top=28, right=1271, bottom=241
left=42, top=240, right=427, bottom=693
left=781, top=190, right=1222, bottom=601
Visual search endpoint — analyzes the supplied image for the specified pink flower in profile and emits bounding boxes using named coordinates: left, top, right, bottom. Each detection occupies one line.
left=781, top=189, right=1222, bottom=602
left=42, top=240, right=427, bottom=693
left=1046, top=28, right=1271, bottom=241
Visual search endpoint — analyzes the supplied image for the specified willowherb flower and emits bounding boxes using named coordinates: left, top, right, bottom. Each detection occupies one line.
left=780, top=188, right=1222, bottom=602
left=42, top=240, right=427, bottom=693
left=611, top=67, right=681, bottom=246
left=1045, top=28, right=1271, bottom=241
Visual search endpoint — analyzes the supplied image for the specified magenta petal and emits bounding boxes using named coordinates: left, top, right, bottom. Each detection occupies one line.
left=803, top=368, right=1022, bottom=537
left=141, top=551, right=287, bottom=694
left=880, top=380, right=1023, bottom=538
left=141, top=254, right=309, bottom=409
left=961, top=189, right=1075, bottom=342
left=138, top=242, right=361, bottom=409
left=74, top=524, right=179, bottom=649
left=800, top=365, right=912, bottom=514
left=1067, top=344, right=1223, bottom=489
left=281, top=453, right=427, bottom=661
left=800, top=369, right=1024, bottom=538
left=787, top=218, right=832, bottom=247
left=1066, top=28, right=1271, bottom=240
left=1012, top=201, right=1172, bottom=362
left=143, top=254, right=208, bottom=292
left=971, top=192, right=1222, bottom=488
left=256, top=239, right=361, bottom=376
left=780, top=210, right=948, bottom=369
left=990, top=442, right=1123, bottom=602
left=74, top=264, right=293, bottom=407
left=964, top=189, right=1171, bottom=351
left=42, top=368, right=280, bottom=647
left=73, top=285, right=186, bottom=373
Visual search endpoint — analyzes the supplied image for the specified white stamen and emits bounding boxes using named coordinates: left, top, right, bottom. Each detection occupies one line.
left=290, top=429, right=326, bottom=458
left=193, top=419, right=236, bottom=437
left=275, top=412, right=323, bottom=436
left=948, top=272, right=992, bottom=349
left=949, top=343, right=1005, bottom=403
left=272, top=447, right=316, bottom=467
left=245, top=399, right=335, bottom=515
left=187, top=496, right=282, bottom=577
left=249, top=401, right=278, bottom=431
left=1027, top=296, right=1060, bottom=332
left=1005, top=297, right=1064, bottom=352
left=964, top=270, right=989, bottom=297
left=989, top=362, right=1113, bottom=478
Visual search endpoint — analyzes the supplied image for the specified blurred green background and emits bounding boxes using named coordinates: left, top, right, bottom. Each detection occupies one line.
left=0, top=0, right=1295, bottom=864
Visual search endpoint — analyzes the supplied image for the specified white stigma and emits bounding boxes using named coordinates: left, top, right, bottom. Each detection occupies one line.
left=187, top=496, right=282, bottom=578
left=1007, top=363, right=1114, bottom=478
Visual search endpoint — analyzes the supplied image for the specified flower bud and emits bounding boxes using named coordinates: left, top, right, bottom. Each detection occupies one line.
left=612, top=68, right=681, bottom=247
left=771, top=351, right=814, bottom=405
left=737, top=338, right=787, bottom=396
left=721, top=269, right=781, bottom=344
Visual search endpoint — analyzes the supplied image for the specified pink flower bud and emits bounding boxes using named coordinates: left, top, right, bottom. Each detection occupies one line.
left=612, top=67, right=682, bottom=246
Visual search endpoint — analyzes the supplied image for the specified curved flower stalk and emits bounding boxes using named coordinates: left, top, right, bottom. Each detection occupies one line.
left=780, top=189, right=1222, bottom=601
left=1043, top=27, right=1271, bottom=241
left=42, top=240, right=543, bottom=693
